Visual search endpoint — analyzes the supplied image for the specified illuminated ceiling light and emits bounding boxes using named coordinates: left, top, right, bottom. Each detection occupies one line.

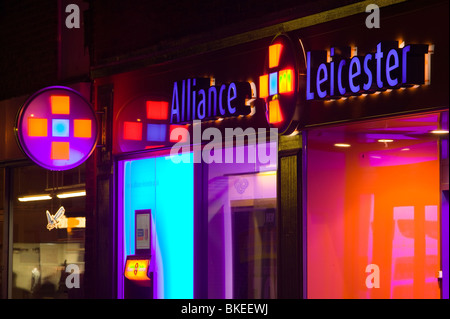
left=430, top=129, right=449, bottom=134
left=401, top=148, right=410, bottom=151
left=56, top=190, right=86, bottom=199
left=334, top=143, right=351, bottom=148
left=18, top=194, right=52, bottom=202
left=378, top=139, right=394, bottom=143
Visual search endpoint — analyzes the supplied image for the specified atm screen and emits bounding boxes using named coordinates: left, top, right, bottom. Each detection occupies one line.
left=124, top=256, right=151, bottom=281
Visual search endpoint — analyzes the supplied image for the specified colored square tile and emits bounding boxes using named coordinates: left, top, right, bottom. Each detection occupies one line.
left=51, top=141, right=70, bottom=160
left=269, top=72, right=278, bottom=96
left=147, top=124, right=166, bottom=142
left=74, top=119, right=92, bottom=138
left=28, top=118, right=48, bottom=137
left=52, top=119, right=70, bottom=137
left=147, top=101, right=169, bottom=120
left=259, top=74, right=269, bottom=99
left=269, top=44, right=282, bottom=68
left=123, top=122, right=142, bottom=140
left=51, top=96, right=70, bottom=114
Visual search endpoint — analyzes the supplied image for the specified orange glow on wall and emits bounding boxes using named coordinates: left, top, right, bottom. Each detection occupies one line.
left=28, top=118, right=48, bottom=137
left=279, top=69, right=294, bottom=93
left=269, top=43, right=282, bottom=68
left=50, top=95, right=70, bottom=114
left=259, top=74, right=269, bottom=98
left=268, top=100, right=283, bottom=124
left=124, top=259, right=151, bottom=281
left=73, top=119, right=92, bottom=138
left=147, top=101, right=169, bottom=120
left=51, top=141, right=70, bottom=160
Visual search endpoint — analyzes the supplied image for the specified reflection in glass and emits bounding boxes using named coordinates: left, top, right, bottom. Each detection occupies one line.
left=306, top=113, right=442, bottom=299
left=207, top=142, right=278, bottom=299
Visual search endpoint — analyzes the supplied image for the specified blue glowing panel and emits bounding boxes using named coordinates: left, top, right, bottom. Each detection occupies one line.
left=147, top=124, right=166, bottom=142
left=269, top=72, right=278, bottom=96
left=52, top=119, right=70, bottom=137
left=122, top=153, right=194, bottom=299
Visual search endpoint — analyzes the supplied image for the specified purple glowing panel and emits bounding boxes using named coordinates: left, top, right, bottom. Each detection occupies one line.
left=16, top=86, right=98, bottom=171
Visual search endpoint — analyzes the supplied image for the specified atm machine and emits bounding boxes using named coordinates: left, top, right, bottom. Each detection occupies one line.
left=124, top=209, right=153, bottom=299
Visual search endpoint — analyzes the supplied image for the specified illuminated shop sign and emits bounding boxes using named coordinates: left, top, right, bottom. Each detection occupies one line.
left=306, top=41, right=429, bottom=100
left=170, top=78, right=253, bottom=123
left=15, top=86, right=98, bottom=171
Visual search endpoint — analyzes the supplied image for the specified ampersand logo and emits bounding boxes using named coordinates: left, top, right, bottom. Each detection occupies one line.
left=259, top=34, right=306, bottom=135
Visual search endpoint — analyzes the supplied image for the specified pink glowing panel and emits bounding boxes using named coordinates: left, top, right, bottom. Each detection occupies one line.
left=16, top=86, right=98, bottom=171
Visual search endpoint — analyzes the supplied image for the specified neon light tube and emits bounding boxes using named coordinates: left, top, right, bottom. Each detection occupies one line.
left=18, top=194, right=52, bottom=202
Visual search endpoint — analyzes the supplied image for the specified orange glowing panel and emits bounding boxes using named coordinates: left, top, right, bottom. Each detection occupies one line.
left=73, top=119, right=92, bottom=138
left=147, top=101, right=169, bottom=120
left=51, top=141, right=70, bottom=160
left=123, top=122, right=142, bottom=141
left=124, top=258, right=151, bottom=281
left=28, top=118, right=48, bottom=137
left=259, top=74, right=269, bottom=99
left=50, top=95, right=70, bottom=114
left=269, top=43, right=282, bottom=68
left=170, top=125, right=189, bottom=143
left=269, top=100, right=283, bottom=124
left=279, top=69, right=294, bottom=93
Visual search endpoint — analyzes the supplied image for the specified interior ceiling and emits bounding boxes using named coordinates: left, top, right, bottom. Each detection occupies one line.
left=309, top=112, right=440, bottom=142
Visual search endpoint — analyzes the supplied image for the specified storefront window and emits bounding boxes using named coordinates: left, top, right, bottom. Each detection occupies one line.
left=207, top=142, right=278, bottom=298
left=11, top=164, right=86, bottom=299
left=306, top=112, right=442, bottom=298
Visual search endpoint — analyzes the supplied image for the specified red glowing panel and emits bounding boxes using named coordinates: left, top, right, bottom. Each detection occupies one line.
left=51, top=141, right=70, bottom=160
left=279, top=69, right=294, bottom=93
left=259, top=74, right=269, bottom=99
left=74, top=119, right=92, bottom=138
left=51, top=95, right=70, bottom=114
left=28, top=118, right=48, bottom=137
left=269, top=100, right=283, bottom=124
left=147, top=101, right=169, bottom=120
left=170, top=125, right=189, bottom=143
left=123, top=122, right=143, bottom=141
left=269, top=44, right=282, bottom=68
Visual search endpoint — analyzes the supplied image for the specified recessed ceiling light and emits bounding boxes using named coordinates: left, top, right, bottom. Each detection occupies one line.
left=378, top=139, right=394, bottom=143
left=334, top=143, right=351, bottom=148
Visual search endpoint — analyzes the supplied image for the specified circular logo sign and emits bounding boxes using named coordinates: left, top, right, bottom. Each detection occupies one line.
left=15, top=86, right=98, bottom=171
left=259, top=34, right=306, bottom=135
